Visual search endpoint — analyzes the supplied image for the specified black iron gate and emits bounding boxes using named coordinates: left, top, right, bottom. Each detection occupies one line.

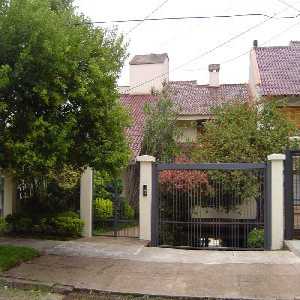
left=285, top=150, right=300, bottom=240
left=152, top=163, right=268, bottom=250
left=93, top=165, right=139, bottom=238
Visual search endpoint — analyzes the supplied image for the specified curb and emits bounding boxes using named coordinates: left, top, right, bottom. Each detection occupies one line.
left=0, top=275, right=74, bottom=295
left=0, top=275, right=281, bottom=300
left=284, top=240, right=300, bottom=258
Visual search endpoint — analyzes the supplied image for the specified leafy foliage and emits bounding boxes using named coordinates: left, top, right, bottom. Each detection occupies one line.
left=122, top=199, right=135, bottom=219
left=5, top=211, right=84, bottom=237
left=192, top=101, right=296, bottom=163
left=94, top=198, right=113, bottom=220
left=0, top=0, right=130, bottom=180
left=247, top=228, right=264, bottom=248
left=159, top=155, right=208, bottom=192
left=0, top=217, right=7, bottom=235
left=141, top=85, right=181, bottom=162
left=191, top=101, right=296, bottom=208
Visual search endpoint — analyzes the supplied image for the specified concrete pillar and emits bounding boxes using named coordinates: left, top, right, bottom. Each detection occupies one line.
left=3, top=174, right=16, bottom=218
left=136, top=155, right=156, bottom=241
left=267, top=154, right=285, bottom=250
left=80, top=167, right=93, bottom=237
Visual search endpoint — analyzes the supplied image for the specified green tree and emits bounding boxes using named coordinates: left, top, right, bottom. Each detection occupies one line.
left=141, top=87, right=181, bottom=162
left=0, top=0, right=130, bottom=180
left=192, top=101, right=296, bottom=163
left=191, top=101, right=297, bottom=209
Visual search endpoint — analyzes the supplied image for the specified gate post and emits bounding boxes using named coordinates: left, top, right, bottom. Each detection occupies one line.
left=267, top=154, right=286, bottom=250
left=80, top=167, right=93, bottom=238
left=136, top=155, right=156, bottom=241
left=3, top=173, right=16, bottom=218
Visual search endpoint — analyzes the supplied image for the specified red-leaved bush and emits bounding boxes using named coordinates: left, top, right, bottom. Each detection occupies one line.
left=159, top=155, right=209, bottom=192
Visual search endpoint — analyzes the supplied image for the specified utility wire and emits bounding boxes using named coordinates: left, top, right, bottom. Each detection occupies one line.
left=123, top=9, right=282, bottom=94
left=189, top=0, right=300, bottom=71
left=126, top=0, right=169, bottom=34
left=277, top=0, right=300, bottom=12
left=83, top=12, right=300, bottom=25
left=184, top=18, right=300, bottom=72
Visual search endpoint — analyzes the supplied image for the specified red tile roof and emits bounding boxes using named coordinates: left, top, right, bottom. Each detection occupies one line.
left=120, top=94, right=158, bottom=158
left=121, top=81, right=249, bottom=157
left=168, top=81, right=249, bottom=115
left=254, top=43, right=300, bottom=96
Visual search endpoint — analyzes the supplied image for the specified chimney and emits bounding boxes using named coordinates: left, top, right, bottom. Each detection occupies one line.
left=129, top=53, right=169, bottom=95
left=253, top=40, right=258, bottom=48
left=208, top=64, right=220, bottom=87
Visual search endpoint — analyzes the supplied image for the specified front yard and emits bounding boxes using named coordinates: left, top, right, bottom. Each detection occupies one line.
left=0, top=245, right=39, bottom=271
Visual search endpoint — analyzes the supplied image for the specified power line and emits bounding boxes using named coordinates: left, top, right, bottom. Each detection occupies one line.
left=126, top=0, right=169, bottom=35
left=184, top=18, right=300, bottom=72
left=123, top=9, right=282, bottom=94
left=83, top=12, right=300, bottom=25
left=277, top=0, right=300, bottom=12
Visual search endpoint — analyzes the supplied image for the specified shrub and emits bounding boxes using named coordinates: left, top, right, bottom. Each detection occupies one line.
left=94, top=198, right=113, bottom=220
left=52, top=216, right=84, bottom=237
left=56, top=211, right=80, bottom=219
left=122, top=200, right=135, bottom=219
left=247, top=228, right=264, bottom=248
left=5, top=211, right=84, bottom=237
left=5, top=214, right=33, bottom=234
left=0, top=218, right=7, bottom=235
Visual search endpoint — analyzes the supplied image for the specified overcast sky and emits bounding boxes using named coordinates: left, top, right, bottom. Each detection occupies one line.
left=74, top=0, right=300, bottom=86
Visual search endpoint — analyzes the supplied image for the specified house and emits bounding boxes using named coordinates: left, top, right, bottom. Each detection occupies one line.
left=120, top=53, right=250, bottom=159
left=249, top=40, right=300, bottom=128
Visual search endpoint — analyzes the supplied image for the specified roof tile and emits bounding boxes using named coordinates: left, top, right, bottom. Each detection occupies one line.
left=255, top=44, right=300, bottom=96
left=121, top=81, right=249, bottom=157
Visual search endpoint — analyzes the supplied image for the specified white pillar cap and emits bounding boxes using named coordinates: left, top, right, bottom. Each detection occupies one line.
left=267, top=153, right=286, bottom=161
left=136, top=155, right=156, bottom=163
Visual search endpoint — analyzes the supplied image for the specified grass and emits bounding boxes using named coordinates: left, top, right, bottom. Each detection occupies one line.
left=0, top=284, right=63, bottom=300
left=0, top=245, right=40, bottom=271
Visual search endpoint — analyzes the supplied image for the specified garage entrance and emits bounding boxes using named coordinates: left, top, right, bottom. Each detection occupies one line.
left=151, top=162, right=267, bottom=250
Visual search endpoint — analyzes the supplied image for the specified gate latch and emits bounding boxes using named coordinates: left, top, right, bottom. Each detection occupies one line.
left=143, top=185, right=147, bottom=197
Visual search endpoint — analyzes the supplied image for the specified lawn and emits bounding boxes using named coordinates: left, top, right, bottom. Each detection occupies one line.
left=0, top=245, right=40, bottom=271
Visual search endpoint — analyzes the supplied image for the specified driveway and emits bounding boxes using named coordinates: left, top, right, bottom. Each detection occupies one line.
left=1, top=236, right=300, bottom=299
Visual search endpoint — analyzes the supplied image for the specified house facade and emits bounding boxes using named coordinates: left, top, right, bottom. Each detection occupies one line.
left=249, top=40, right=300, bottom=128
left=120, top=53, right=249, bottom=159
left=121, top=40, right=300, bottom=159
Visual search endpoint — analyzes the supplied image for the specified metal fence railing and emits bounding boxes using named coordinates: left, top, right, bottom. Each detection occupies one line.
left=152, top=163, right=267, bottom=250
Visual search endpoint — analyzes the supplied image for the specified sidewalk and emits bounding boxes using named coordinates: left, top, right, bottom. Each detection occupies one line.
left=1, top=237, right=300, bottom=299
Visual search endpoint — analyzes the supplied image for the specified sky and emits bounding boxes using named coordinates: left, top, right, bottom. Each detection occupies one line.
left=74, top=0, right=300, bottom=86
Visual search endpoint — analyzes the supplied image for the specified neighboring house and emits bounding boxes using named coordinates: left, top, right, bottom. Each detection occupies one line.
left=120, top=53, right=250, bottom=159
left=249, top=40, right=300, bottom=128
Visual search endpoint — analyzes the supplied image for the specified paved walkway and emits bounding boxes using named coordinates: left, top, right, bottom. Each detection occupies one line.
left=2, top=237, right=300, bottom=299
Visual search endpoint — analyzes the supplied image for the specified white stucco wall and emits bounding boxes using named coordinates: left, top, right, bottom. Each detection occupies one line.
left=268, top=154, right=285, bottom=250
left=136, top=155, right=155, bottom=241
left=3, top=174, right=16, bottom=218
left=80, top=167, right=93, bottom=238
left=248, top=49, right=261, bottom=100
left=192, top=198, right=257, bottom=219
left=129, top=59, right=169, bottom=95
left=178, top=126, right=198, bottom=143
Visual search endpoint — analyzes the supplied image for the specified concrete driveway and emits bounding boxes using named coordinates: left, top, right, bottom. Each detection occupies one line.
left=1, top=236, right=300, bottom=299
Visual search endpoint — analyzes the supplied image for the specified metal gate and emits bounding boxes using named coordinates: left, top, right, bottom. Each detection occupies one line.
left=285, top=150, right=300, bottom=239
left=152, top=163, right=267, bottom=249
left=93, top=165, right=139, bottom=238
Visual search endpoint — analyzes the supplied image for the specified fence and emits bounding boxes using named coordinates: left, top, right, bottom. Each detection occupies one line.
left=137, top=154, right=285, bottom=251
left=285, top=150, right=300, bottom=239
left=151, top=163, right=266, bottom=250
